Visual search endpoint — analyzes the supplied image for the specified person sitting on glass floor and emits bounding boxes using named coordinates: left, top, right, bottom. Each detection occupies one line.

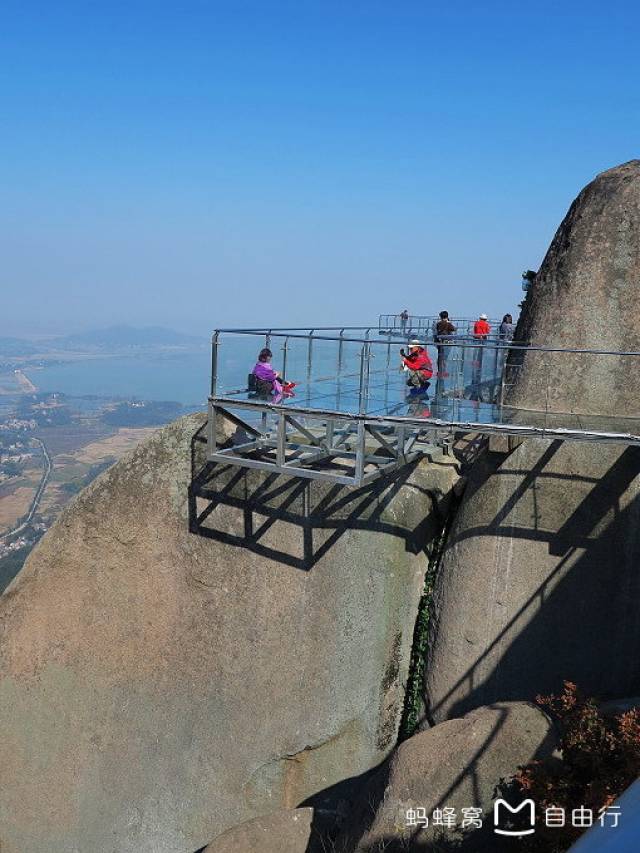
left=250, top=348, right=296, bottom=401
left=400, top=340, right=433, bottom=397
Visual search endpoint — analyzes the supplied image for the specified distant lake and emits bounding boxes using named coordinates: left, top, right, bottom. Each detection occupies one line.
left=24, top=335, right=382, bottom=406
left=27, top=351, right=214, bottom=406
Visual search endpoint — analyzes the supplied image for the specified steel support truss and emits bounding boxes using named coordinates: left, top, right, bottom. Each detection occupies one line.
left=207, top=396, right=640, bottom=487
left=206, top=400, right=439, bottom=486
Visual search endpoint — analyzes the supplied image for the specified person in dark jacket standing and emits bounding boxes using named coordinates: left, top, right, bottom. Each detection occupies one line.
left=435, top=310, right=457, bottom=377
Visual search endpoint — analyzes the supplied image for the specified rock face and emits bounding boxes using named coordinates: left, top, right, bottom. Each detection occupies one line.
left=425, top=439, right=640, bottom=722
left=341, top=702, right=555, bottom=852
left=426, top=162, right=640, bottom=723
left=509, top=159, right=640, bottom=417
left=203, top=807, right=314, bottom=853
left=0, top=413, right=459, bottom=853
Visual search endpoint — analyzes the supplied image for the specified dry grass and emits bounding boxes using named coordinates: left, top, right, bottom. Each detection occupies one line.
left=71, top=427, right=157, bottom=463
left=0, top=428, right=154, bottom=533
left=38, top=482, right=64, bottom=514
left=0, top=486, right=36, bottom=533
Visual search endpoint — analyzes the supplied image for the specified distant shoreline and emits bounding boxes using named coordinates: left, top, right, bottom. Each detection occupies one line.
left=14, top=350, right=211, bottom=407
left=14, top=369, right=37, bottom=394
left=7, top=343, right=208, bottom=370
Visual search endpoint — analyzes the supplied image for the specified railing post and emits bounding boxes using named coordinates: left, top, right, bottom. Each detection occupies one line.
left=354, top=420, right=366, bottom=484
left=207, top=401, right=217, bottom=458
left=355, top=341, right=372, bottom=481
left=307, top=330, right=314, bottom=382
left=337, top=328, right=345, bottom=376
left=460, top=341, right=468, bottom=398
left=499, top=345, right=507, bottom=410
left=336, top=328, right=345, bottom=412
left=326, top=417, right=335, bottom=449
left=384, top=332, right=393, bottom=411
left=358, top=341, right=371, bottom=415
left=366, top=340, right=372, bottom=404
left=276, top=412, right=287, bottom=466
left=282, top=336, right=289, bottom=382
left=210, top=331, right=220, bottom=397
left=306, top=330, right=314, bottom=407
left=364, top=327, right=372, bottom=380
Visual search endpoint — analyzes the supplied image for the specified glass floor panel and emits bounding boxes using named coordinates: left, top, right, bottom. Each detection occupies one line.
left=215, top=367, right=640, bottom=440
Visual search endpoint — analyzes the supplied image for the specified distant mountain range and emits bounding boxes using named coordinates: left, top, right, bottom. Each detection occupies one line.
left=60, top=325, right=206, bottom=349
left=0, top=326, right=206, bottom=357
left=0, top=337, right=39, bottom=357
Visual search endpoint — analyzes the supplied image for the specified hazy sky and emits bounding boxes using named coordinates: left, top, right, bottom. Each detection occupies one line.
left=1, top=0, right=639, bottom=337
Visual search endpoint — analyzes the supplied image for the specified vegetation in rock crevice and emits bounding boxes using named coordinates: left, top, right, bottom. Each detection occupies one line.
left=398, top=491, right=462, bottom=742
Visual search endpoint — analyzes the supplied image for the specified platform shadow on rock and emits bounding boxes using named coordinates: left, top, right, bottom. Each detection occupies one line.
left=428, top=440, right=640, bottom=722
left=188, top=461, right=441, bottom=574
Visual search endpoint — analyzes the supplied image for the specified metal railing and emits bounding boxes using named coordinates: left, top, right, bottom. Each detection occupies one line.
left=378, top=313, right=504, bottom=338
left=206, top=326, right=640, bottom=485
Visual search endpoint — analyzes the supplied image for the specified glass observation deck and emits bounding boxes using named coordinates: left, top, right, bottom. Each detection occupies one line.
left=205, top=326, right=640, bottom=486
left=377, top=312, right=502, bottom=338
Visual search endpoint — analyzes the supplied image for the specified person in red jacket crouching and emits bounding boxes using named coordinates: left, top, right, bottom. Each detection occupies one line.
left=400, top=340, right=433, bottom=397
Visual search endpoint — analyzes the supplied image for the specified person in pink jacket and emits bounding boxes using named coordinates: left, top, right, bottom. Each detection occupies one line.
left=252, top=348, right=295, bottom=401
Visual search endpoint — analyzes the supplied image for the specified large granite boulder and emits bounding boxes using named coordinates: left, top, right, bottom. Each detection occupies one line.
left=425, top=438, right=640, bottom=722
left=203, top=807, right=314, bottom=853
left=338, top=701, right=555, bottom=852
left=426, top=162, right=640, bottom=724
left=509, top=159, right=640, bottom=417
left=0, top=413, right=460, bottom=853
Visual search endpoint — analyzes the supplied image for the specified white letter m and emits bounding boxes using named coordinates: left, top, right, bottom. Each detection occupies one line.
left=494, top=798, right=536, bottom=836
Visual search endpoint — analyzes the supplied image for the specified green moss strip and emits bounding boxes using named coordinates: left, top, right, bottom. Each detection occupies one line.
left=398, top=494, right=460, bottom=742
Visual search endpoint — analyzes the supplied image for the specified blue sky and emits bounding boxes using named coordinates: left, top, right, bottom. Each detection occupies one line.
left=1, top=0, right=638, bottom=336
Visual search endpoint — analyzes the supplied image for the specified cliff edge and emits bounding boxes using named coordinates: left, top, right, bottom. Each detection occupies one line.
left=0, top=413, right=459, bottom=852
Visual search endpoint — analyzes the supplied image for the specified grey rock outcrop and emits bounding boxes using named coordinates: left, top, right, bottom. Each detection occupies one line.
left=339, top=701, right=555, bottom=852
left=425, top=161, right=640, bottom=724
left=509, top=159, right=640, bottom=417
left=203, top=807, right=314, bottom=853
left=0, top=413, right=460, bottom=853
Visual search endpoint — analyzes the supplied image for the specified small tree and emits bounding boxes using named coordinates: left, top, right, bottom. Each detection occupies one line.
left=512, top=681, right=640, bottom=851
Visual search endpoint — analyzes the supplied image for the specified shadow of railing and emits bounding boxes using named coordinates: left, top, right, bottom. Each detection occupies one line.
left=188, top=420, right=450, bottom=572
left=316, top=699, right=556, bottom=853
left=189, top=460, right=443, bottom=572
left=428, top=443, right=640, bottom=721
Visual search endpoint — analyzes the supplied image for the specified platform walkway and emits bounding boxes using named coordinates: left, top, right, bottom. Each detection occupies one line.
left=206, top=327, right=640, bottom=486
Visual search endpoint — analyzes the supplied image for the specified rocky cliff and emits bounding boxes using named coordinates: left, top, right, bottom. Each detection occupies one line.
left=426, top=161, right=640, bottom=723
left=509, top=159, right=640, bottom=416
left=0, top=413, right=459, bottom=853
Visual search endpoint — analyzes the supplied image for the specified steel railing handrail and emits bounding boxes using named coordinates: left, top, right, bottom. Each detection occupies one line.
left=211, top=327, right=640, bottom=357
left=378, top=313, right=503, bottom=324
